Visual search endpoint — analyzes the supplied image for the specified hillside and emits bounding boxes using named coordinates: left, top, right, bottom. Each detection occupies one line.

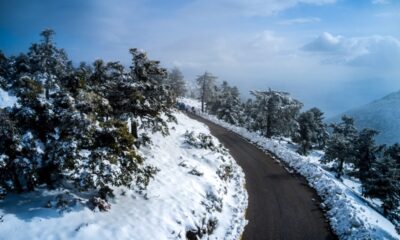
left=0, top=112, right=248, bottom=240
left=329, top=90, right=400, bottom=145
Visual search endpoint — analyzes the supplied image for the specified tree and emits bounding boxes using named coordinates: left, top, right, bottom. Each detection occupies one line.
left=354, top=128, right=380, bottom=193
left=0, top=30, right=174, bottom=205
left=28, top=29, right=70, bottom=99
left=364, top=149, right=400, bottom=217
left=251, top=89, right=303, bottom=138
left=295, top=108, right=328, bottom=155
left=167, top=67, right=186, bottom=98
left=242, top=98, right=257, bottom=130
left=196, top=72, right=217, bottom=113
left=214, top=81, right=243, bottom=125
left=0, top=51, right=10, bottom=89
left=323, top=115, right=358, bottom=178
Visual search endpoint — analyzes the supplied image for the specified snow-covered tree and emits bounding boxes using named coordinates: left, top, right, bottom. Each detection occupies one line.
left=0, top=30, right=174, bottom=206
left=364, top=147, right=400, bottom=218
left=126, top=48, right=175, bottom=139
left=208, top=81, right=243, bottom=125
left=242, top=98, right=257, bottom=130
left=167, top=67, right=186, bottom=97
left=294, top=108, right=328, bottom=155
left=323, top=115, right=358, bottom=178
left=196, top=72, right=217, bottom=113
left=250, top=89, right=303, bottom=138
left=28, top=29, right=71, bottom=99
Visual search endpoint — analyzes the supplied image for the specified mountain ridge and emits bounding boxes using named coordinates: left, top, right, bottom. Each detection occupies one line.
left=328, top=89, right=400, bottom=145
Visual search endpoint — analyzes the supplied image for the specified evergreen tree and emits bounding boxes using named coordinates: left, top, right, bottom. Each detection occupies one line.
left=295, top=108, right=328, bottom=155
left=196, top=72, right=217, bottom=113
left=242, top=98, right=257, bottom=130
left=0, top=51, right=10, bottom=89
left=0, top=30, right=174, bottom=206
left=323, top=115, right=358, bottom=178
left=28, top=29, right=70, bottom=99
left=126, top=48, right=175, bottom=138
left=215, top=81, right=243, bottom=125
left=251, top=89, right=303, bottom=138
left=167, top=67, right=186, bottom=97
left=354, top=128, right=380, bottom=194
left=364, top=148, right=400, bottom=218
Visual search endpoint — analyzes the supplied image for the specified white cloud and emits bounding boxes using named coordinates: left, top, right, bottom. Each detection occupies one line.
left=278, top=17, right=321, bottom=25
left=303, top=32, right=400, bottom=68
left=303, top=32, right=343, bottom=52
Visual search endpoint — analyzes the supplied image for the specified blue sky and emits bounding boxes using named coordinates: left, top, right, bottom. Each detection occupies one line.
left=1, top=0, right=400, bottom=116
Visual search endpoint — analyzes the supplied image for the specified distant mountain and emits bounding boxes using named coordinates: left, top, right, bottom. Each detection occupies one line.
left=328, top=90, right=400, bottom=145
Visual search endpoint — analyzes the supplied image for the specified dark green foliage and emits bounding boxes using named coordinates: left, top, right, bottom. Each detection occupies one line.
left=353, top=128, right=380, bottom=192
left=250, top=89, right=303, bottom=138
left=323, top=115, right=358, bottom=178
left=364, top=152, right=400, bottom=216
left=294, top=108, right=328, bottom=155
left=207, top=81, right=243, bottom=125
left=0, top=30, right=174, bottom=205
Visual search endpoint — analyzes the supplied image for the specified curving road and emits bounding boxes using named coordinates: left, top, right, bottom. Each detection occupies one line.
left=187, top=113, right=337, bottom=240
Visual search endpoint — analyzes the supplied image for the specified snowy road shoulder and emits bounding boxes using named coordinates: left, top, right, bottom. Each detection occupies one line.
left=0, top=112, right=248, bottom=240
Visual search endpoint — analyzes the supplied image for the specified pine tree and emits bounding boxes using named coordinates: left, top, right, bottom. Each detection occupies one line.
left=251, top=89, right=303, bottom=138
left=323, top=115, right=358, bottom=178
left=167, top=67, right=186, bottom=98
left=295, top=108, right=328, bottom=155
left=354, top=128, right=380, bottom=194
left=196, top=72, right=217, bottom=113
left=242, top=98, right=257, bottom=130
left=215, top=81, right=243, bottom=125
left=0, top=51, right=10, bottom=89
left=28, top=29, right=70, bottom=99
left=364, top=148, right=400, bottom=217
left=126, top=48, right=175, bottom=138
left=0, top=30, right=174, bottom=204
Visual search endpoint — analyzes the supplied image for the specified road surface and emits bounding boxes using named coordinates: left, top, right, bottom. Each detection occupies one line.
left=187, top=113, right=337, bottom=240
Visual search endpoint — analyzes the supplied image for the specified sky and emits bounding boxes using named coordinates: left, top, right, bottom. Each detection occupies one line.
left=1, top=0, right=400, bottom=117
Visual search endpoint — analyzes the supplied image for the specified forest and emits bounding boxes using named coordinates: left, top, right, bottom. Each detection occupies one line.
left=0, top=29, right=178, bottom=210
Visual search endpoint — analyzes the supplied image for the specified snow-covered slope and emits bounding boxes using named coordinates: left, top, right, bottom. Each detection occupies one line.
left=329, top=90, right=400, bottom=145
left=0, top=88, right=18, bottom=108
left=0, top=112, right=248, bottom=240
left=180, top=98, right=400, bottom=240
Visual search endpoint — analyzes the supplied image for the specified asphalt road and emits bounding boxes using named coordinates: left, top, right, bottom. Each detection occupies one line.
left=186, top=113, right=337, bottom=240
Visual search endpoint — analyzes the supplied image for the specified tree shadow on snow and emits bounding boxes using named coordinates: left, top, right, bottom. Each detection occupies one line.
left=0, top=188, right=86, bottom=222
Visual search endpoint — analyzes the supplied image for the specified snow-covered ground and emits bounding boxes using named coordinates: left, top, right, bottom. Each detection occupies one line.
left=0, top=112, right=248, bottom=240
left=180, top=97, right=400, bottom=240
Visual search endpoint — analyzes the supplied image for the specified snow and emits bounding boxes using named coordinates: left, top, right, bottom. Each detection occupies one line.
left=0, top=112, right=248, bottom=240
left=0, top=88, right=18, bottom=108
left=180, top=97, right=400, bottom=240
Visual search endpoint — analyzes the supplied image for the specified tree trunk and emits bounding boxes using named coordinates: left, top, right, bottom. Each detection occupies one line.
left=201, top=77, right=205, bottom=113
left=337, top=159, right=344, bottom=179
left=131, top=119, right=140, bottom=148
